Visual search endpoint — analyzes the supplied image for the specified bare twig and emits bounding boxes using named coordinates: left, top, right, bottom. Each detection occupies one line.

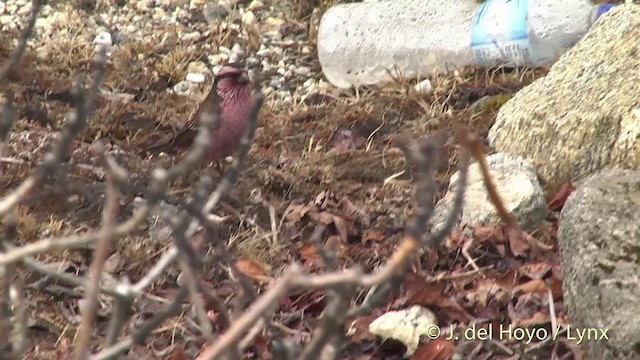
left=73, top=145, right=126, bottom=360
left=466, top=132, right=517, bottom=228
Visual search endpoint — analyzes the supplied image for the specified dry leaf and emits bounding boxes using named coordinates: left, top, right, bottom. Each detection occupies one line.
left=235, top=258, right=271, bottom=284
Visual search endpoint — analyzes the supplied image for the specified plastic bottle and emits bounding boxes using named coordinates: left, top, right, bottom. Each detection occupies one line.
left=317, top=0, right=618, bottom=89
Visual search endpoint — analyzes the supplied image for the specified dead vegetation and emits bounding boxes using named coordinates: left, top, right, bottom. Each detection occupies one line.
left=0, top=1, right=584, bottom=360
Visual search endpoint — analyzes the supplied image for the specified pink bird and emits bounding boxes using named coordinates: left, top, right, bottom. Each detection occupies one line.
left=144, top=64, right=253, bottom=162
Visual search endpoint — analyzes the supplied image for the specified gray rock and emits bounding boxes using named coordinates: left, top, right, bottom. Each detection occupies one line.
left=203, top=3, right=228, bottom=26
left=488, top=6, right=640, bottom=194
left=557, top=168, right=640, bottom=360
left=429, top=153, right=547, bottom=233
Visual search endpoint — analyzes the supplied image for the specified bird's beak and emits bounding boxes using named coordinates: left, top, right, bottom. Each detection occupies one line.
left=238, top=72, right=250, bottom=84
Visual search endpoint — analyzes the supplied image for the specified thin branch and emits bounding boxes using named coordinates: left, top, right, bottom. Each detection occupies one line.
left=73, top=147, right=125, bottom=360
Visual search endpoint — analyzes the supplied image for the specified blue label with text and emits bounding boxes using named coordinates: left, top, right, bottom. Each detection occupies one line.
left=471, top=0, right=532, bottom=67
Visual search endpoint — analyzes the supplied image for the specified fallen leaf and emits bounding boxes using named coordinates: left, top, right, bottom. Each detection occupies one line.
left=347, top=312, right=381, bottom=343
left=508, top=292, right=550, bottom=326
left=339, top=197, right=370, bottom=227
left=284, top=203, right=312, bottom=223
left=472, top=224, right=505, bottom=244
left=361, top=229, right=385, bottom=243
left=513, top=279, right=547, bottom=295
left=411, top=337, right=456, bottom=360
left=467, top=277, right=512, bottom=308
left=506, top=228, right=531, bottom=257
left=235, top=258, right=271, bottom=284
left=332, top=215, right=350, bottom=243
left=168, top=345, right=189, bottom=360
left=517, top=261, right=553, bottom=279
left=548, top=182, right=576, bottom=211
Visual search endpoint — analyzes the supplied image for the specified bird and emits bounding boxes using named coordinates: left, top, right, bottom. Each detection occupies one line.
left=142, top=64, right=253, bottom=166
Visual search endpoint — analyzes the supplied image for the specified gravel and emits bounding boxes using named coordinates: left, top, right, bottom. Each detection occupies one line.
left=3, top=0, right=334, bottom=104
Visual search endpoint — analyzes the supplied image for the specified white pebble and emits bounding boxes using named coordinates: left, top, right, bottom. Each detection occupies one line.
left=0, top=15, right=12, bottom=26
left=17, top=4, right=31, bottom=16
left=241, top=11, right=255, bottom=26
left=173, top=80, right=194, bottom=95
left=186, top=72, right=206, bottom=83
left=247, top=0, right=264, bottom=11
left=414, top=79, right=433, bottom=94
left=295, top=67, right=311, bottom=76
left=208, top=53, right=229, bottom=65
left=231, top=43, right=244, bottom=55
left=181, top=31, right=201, bottom=41
left=256, top=49, right=272, bottom=57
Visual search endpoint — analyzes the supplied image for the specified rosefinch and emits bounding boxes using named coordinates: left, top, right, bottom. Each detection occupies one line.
left=143, top=64, right=253, bottom=163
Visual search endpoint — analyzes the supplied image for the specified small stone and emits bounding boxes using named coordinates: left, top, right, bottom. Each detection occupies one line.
left=303, top=78, right=315, bottom=88
left=208, top=53, right=229, bottom=65
left=136, top=0, right=148, bottom=11
left=265, top=17, right=284, bottom=28
left=247, top=0, right=264, bottom=11
left=241, top=11, right=255, bottom=26
left=5, top=4, right=17, bottom=13
left=203, top=3, right=228, bottom=25
left=187, top=61, right=209, bottom=74
left=414, top=79, right=433, bottom=93
left=186, top=72, right=205, bottom=83
left=35, top=46, right=49, bottom=60
left=269, top=78, right=283, bottom=89
left=264, top=30, right=282, bottom=41
left=152, top=7, right=166, bottom=20
left=173, top=80, right=194, bottom=95
left=245, top=57, right=260, bottom=67
left=231, top=43, right=244, bottom=55
left=256, top=48, right=272, bottom=58
left=189, top=0, right=205, bottom=10
left=181, top=31, right=201, bottom=41
left=228, top=53, right=240, bottom=63
left=17, top=4, right=31, bottom=16
left=0, top=3, right=5, bottom=14
left=294, top=66, right=311, bottom=76
left=301, top=46, right=312, bottom=55
left=0, top=15, right=13, bottom=26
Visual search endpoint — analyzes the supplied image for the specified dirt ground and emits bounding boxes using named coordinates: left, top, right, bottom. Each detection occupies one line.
left=0, top=1, right=585, bottom=359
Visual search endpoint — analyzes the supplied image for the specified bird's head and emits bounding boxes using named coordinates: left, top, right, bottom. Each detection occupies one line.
left=215, top=64, right=251, bottom=98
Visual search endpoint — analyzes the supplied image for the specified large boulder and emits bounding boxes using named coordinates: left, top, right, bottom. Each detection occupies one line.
left=488, top=6, right=640, bottom=194
left=557, top=168, right=640, bottom=360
